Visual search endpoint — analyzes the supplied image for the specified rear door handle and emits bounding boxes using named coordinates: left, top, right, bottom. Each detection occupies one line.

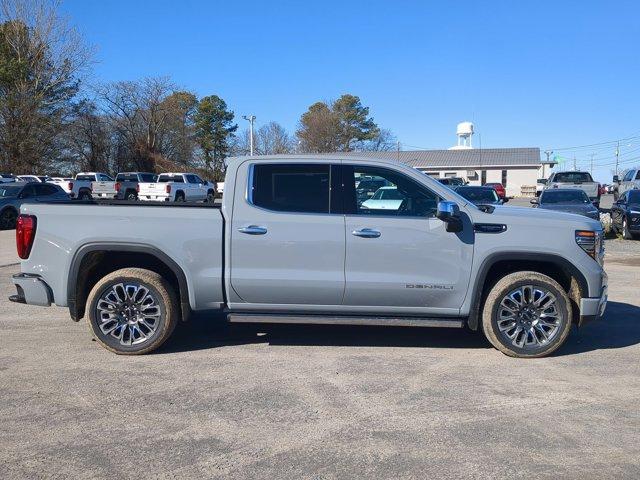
left=238, top=225, right=268, bottom=235
left=352, top=228, right=381, bottom=238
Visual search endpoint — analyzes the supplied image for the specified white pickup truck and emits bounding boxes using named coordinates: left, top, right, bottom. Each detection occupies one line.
left=613, top=168, right=640, bottom=200
left=10, top=155, right=607, bottom=358
left=545, top=171, right=601, bottom=206
left=49, top=172, right=113, bottom=200
left=137, top=172, right=216, bottom=202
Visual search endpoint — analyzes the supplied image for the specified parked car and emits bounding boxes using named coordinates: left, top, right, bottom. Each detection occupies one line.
left=11, top=155, right=606, bottom=359
left=355, top=176, right=390, bottom=204
left=454, top=186, right=507, bottom=206
left=48, top=177, right=75, bottom=196
left=613, top=168, right=640, bottom=201
left=536, top=179, right=547, bottom=197
left=0, top=182, right=68, bottom=230
left=361, top=186, right=406, bottom=211
left=70, top=172, right=113, bottom=200
left=546, top=171, right=600, bottom=206
left=484, top=182, right=506, bottom=199
left=138, top=173, right=216, bottom=202
left=17, top=175, right=46, bottom=183
left=437, top=177, right=467, bottom=187
left=531, top=188, right=600, bottom=221
left=610, top=189, right=640, bottom=239
left=0, top=174, right=17, bottom=183
left=91, top=172, right=157, bottom=200
left=216, top=182, right=224, bottom=197
left=606, top=184, right=616, bottom=194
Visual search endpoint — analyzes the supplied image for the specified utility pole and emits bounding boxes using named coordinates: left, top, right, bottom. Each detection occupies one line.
left=573, top=157, right=576, bottom=171
left=615, top=141, right=620, bottom=176
left=242, top=115, right=256, bottom=156
left=397, top=141, right=400, bottom=161
left=590, top=153, right=594, bottom=175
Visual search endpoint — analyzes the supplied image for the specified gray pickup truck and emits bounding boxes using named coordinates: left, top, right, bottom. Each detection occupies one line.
left=10, top=155, right=607, bottom=358
left=545, top=171, right=601, bottom=206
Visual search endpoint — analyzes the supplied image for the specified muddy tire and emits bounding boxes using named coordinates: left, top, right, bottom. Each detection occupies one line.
left=86, top=268, right=179, bottom=355
left=482, top=271, right=572, bottom=358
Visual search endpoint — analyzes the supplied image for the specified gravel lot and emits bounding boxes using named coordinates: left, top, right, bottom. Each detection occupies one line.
left=1, top=219, right=640, bottom=478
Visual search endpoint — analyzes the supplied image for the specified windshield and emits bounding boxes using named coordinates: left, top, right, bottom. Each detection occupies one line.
left=0, top=185, right=22, bottom=197
left=76, top=175, right=96, bottom=181
left=371, top=188, right=405, bottom=200
left=553, top=172, right=593, bottom=183
left=541, top=190, right=589, bottom=204
left=456, top=187, right=499, bottom=203
left=628, top=191, right=640, bottom=204
left=139, top=173, right=156, bottom=182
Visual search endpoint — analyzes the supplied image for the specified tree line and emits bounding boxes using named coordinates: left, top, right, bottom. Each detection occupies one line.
left=0, top=0, right=395, bottom=180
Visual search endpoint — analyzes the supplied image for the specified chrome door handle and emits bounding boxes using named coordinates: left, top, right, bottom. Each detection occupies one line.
left=238, top=225, right=267, bottom=235
left=352, top=228, right=381, bottom=238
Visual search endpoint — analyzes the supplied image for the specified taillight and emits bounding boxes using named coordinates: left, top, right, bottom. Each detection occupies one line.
left=115, top=182, right=121, bottom=192
left=16, top=215, right=37, bottom=259
left=68, top=181, right=73, bottom=191
left=166, top=184, right=171, bottom=194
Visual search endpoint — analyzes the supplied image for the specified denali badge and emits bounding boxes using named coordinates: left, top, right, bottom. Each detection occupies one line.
left=406, top=284, right=454, bottom=290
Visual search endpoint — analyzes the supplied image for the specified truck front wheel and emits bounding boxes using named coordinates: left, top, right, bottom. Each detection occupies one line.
left=86, top=268, right=179, bottom=355
left=482, top=271, right=572, bottom=358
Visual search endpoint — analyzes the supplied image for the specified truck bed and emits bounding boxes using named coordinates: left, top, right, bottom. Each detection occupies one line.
left=18, top=200, right=225, bottom=312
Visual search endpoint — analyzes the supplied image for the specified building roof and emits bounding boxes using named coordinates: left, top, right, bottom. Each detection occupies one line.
left=327, top=147, right=544, bottom=169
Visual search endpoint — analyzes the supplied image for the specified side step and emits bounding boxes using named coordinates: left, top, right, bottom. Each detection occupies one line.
left=227, top=313, right=464, bottom=328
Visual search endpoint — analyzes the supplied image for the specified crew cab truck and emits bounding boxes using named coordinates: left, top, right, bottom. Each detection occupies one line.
left=91, top=172, right=157, bottom=200
left=137, top=173, right=215, bottom=202
left=546, top=171, right=601, bottom=207
left=613, top=168, right=640, bottom=201
left=10, top=155, right=607, bottom=358
left=58, top=172, right=113, bottom=200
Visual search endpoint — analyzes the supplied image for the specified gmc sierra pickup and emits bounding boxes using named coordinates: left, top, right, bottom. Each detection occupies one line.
left=10, top=155, right=607, bottom=358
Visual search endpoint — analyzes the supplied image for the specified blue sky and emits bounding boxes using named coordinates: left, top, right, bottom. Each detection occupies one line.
left=62, top=0, right=640, bottom=182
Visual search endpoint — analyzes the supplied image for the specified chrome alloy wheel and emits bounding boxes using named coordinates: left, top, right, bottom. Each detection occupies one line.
left=496, top=285, right=562, bottom=349
left=96, top=283, right=162, bottom=345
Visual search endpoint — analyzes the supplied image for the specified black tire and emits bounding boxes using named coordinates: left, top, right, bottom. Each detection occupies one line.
left=78, top=190, right=92, bottom=201
left=86, top=268, right=179, bottom=355
left=0, top=207, right=17, bottom=230
left=175, top=192, right=185, bottom=202
left=482, top=271, right=572, bottom=358
left=125, top=191, right=137, bottom=201
left=206, top=190, right=215, bottom=203
left=622, top=216, right=635, bottom=240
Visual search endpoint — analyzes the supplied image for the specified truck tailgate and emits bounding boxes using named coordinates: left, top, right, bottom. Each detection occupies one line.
left=91, top=181, right=117, bottom=197
left=18, top=203, right=225, bottom=311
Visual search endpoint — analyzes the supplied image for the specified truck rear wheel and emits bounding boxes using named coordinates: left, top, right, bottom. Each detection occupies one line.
left=86, top=268, right=179, bottom=355
left=482, top=271, right=572, bottom=358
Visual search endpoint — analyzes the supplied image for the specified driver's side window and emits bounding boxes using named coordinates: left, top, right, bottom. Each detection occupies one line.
left=346, top=165, right=439, bottom=217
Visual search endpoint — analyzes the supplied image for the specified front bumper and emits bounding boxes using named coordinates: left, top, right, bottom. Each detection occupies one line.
left=10, top=273, right=52, bottom=307
left=579, top=271, right=608, bottom=325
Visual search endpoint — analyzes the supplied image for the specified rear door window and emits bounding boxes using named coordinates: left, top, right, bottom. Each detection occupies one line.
left=553, top=172, right=593, bottom=183
left=251, top=163, right=331, bottom=214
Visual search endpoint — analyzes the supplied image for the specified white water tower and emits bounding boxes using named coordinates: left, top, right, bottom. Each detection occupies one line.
left=450, top=121, right=474, bottom=150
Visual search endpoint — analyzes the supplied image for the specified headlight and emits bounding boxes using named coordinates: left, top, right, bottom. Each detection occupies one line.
left=630, top=210, right=640, bottom=215
left=576, top=230, right=604, bottom=263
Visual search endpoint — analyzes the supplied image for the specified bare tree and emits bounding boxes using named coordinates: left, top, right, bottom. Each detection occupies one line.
left=64, top=99, right=111, bottom=173
left=96, top=77, right=183, bottom=172
left=358, top=128, right=397, bottom=152
left=256, top=122, right=294, bottom=155
left=0, top=0, right=93, bottom=173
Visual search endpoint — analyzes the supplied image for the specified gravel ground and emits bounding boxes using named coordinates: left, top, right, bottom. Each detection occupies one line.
left=1, top=227, right=640, bottom=478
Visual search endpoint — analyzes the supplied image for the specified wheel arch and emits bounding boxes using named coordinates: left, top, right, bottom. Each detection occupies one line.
left=67, top=243, right=191, bottom=323
left=466, top=252, right=588, bottom=331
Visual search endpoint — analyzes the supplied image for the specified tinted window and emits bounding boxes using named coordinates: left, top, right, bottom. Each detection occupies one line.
left=98, top=174, right=114, bottom=181
left=76, top=174, right=96, bottom=181
left=252, top=164, right=330, bottom=214
left=456, top=187, right=499, bottom=203
left=158, top=175, right=184, bottom=183
left=139, top=173, right=156, bottom=182
left=553, top=172, right=593, bottom=183
left=541, top=190, right=589, bottom=204
left=635, top=171, right=640, bottom=180
left=34, top=184, right=60, bottom=196
left=0, top=185, right=22, bottom=197
left=622, top=170, right=634, bottom=182
left=346, top=166, right=439, bottom=217
left=21, top=185, right=37, bottom=197
left=628, top=191, right=640, bottom=204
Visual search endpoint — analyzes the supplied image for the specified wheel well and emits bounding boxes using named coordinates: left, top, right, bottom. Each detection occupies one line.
left=72, top=250, right=188, bottom=322
left=469, top=258, right=586, bottom=330
left=175, top=190, right=185, bottom=197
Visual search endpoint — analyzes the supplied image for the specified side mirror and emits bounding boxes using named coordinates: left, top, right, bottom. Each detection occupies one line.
left=613, top=175, right=619, bottom=183
left=502, top=197, right=509, bottom=203
left=530, top=198, right=539, bottom=205
left=436, top=201, right=463, bottom=233
left=538, top=179, right=547, bottom=185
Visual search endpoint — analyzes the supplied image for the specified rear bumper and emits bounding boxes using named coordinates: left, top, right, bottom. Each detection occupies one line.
left=94, top=192, right=117, bottom=199
left=139, top=195, right=170, bottom=202
left=10, top=273, right=52, bottom=307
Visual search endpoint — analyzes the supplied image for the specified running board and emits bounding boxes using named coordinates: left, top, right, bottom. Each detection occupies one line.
left=227, top=313, right=464, bottom=328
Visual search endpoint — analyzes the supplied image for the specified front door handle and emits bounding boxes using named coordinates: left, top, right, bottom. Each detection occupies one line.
left=238, top=225, right=268, bottom=235
left=352, top=228, right=381, bottom=238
